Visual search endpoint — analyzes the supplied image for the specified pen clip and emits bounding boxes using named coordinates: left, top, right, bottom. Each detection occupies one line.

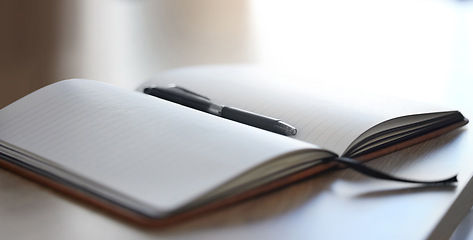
left=166, top=85, right=211, bottom=102
left=144, top=85, right=213, bottom=112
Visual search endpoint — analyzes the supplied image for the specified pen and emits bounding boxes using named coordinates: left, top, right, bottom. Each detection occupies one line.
left=143, top=86, right=297, bottom=136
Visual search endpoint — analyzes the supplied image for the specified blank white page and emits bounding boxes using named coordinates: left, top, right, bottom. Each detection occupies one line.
left=0, top=79, right=316, bottom=214
left=142, top=65, right=447, bottom=154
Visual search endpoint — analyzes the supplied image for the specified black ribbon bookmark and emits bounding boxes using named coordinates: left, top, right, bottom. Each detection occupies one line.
left=331, top=157, right=457, bottom=185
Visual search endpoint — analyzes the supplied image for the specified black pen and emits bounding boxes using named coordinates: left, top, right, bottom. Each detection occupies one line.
left=143, top=86, right=297, bottom=136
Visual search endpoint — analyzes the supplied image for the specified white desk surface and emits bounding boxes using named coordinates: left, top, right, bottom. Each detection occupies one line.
left=0, top=68, right=472, bottom=240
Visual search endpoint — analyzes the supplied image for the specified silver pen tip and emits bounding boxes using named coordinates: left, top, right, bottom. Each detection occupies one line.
left=288, top=128, right=298, bottom=136
left=275, top=121, right=298, bottom=136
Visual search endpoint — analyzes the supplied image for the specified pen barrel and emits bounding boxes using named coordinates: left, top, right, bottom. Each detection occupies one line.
left=220, top=106, right=281, bottom=133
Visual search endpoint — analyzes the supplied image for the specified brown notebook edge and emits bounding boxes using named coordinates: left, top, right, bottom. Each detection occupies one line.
left=0, top=118, right=468, bottom=227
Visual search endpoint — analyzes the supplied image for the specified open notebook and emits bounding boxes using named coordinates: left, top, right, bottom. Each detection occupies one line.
left=0, top=65, right=468, bottom=226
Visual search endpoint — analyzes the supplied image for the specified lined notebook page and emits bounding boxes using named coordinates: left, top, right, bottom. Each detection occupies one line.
left=0, top=79, right=316, bottom=213
left=143, top=65, right=447, bottom=155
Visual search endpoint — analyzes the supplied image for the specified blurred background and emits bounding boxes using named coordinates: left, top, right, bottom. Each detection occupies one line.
left=0, top=0, right=255, bottom=107
left=1, top=0, right=472, bottom=109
